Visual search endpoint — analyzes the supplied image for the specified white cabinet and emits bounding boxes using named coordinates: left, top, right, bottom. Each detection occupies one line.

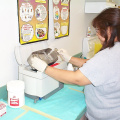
left=85, top=1, right=117, bottom=13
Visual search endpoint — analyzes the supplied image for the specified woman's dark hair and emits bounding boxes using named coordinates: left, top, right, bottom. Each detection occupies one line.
left=92, top=8, right=120, bottom=50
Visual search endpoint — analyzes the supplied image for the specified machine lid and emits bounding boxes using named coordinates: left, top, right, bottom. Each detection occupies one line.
left=14, top=42, right=48, bottom=66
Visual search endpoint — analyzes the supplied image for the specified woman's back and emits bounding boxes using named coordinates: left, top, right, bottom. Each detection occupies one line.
left=80, top=42, right=120, bottom=120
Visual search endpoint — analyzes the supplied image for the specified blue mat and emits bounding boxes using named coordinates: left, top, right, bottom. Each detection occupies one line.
left=0, top=104, right=25, bottom=120
left=25, top=85, right=86, bottom=120
left=18, top=111, right=50, bottom=120
left=0, top=85, right=86, bottom=120
left=65, top=84, right=84, bottom=91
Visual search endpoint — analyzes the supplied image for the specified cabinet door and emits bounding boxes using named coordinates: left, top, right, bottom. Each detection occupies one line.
left=85, top=1, right=116, bottom=13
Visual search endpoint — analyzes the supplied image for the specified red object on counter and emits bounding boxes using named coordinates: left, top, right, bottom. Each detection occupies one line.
left=50, top=63, right=60, bottom=67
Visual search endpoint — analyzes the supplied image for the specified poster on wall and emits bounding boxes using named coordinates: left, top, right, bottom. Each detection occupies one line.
left=53, top=0, right=70, bottom=39
left=17, top=0, right=49, bottom=45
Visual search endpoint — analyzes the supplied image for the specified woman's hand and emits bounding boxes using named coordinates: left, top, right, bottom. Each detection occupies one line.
left=58, top=49, right=72, bottom=62
left=31, top=57, right=48, bottom=72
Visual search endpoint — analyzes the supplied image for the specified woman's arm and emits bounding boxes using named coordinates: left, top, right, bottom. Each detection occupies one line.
left=69, top=57, right=89, bottom=67
left=57, top=49, right=88, bottom=67
left=30, top=57, right=91, bottom=86
left=45, top=66, right=91, bottom=86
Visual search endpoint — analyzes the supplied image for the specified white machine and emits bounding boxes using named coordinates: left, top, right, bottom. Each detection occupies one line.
left=82, top=35, right=102, bottom=59
left=15, top=43, right=67, bottom=103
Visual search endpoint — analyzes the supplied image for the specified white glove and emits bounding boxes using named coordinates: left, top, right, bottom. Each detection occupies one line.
left=67, top=63, right=74, bottom=71
left=58, top=49, right=72, bottom=62
left=31, top=57, right=48, bottom=72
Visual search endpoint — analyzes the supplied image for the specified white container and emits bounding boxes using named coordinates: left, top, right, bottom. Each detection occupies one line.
left=7, top=80, right=25, bottom=108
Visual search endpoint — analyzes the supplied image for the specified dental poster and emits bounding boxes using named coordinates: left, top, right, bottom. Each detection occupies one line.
left=53, top=0, right=70, bottom=38
left=18, top=0, right=49, bottom=45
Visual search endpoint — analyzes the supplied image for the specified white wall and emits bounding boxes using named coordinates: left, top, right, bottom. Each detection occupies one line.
left=0, top=0, right=97, bottom=87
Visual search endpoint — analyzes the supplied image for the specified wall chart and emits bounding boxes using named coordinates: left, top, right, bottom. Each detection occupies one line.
left=18, top=0, right=49, bottom=45
left=53, top=0, right=70, bottom=39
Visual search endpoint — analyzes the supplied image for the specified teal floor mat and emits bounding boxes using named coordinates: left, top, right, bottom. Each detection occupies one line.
left=25, top=86, right=86, bottom=120
left=65, top=84, right=84, bottom=91
left=0, top=105, right=25, bottom=120
left=0, top=85, right=86, bottom=120
left=18, top=111, right=50, bottom=120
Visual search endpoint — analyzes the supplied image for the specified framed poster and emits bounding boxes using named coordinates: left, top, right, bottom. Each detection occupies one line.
left=53, top=0, right=70, bottom=39
left=17, top=0, right=49, bottom=45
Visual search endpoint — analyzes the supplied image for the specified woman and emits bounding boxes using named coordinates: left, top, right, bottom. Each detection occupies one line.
left=30, top=8, right=120, bottom=120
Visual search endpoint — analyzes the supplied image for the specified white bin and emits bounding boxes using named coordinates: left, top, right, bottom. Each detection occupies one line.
left=7, top=80, right=25, bottom=108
